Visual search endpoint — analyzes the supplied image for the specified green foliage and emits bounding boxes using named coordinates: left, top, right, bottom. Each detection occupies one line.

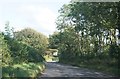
left=3, top=27, right=47, bottom=64
left=0, top=33, right=11, bottom=66
left=5, top=38, right=45, bottom=63
left=50, top=1, right=120, bottom=75
left=14, top=28, right=48, bottom=55
left=109, top=44, right=120, bottom=59
left=2, top=24, right=48, bottom=77
left=27, top=46, right=45, bottom=62
left=2, top=62, right=45, bottom=77
left=4, top=21, right=14, bottom=38
left=49, top=32, right=60, bottom=49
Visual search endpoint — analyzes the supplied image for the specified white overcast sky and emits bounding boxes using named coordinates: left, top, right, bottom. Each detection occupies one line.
left=0, top=0, right=71, bottom=36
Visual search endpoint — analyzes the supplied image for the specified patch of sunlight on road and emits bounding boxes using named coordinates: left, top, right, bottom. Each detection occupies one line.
left=46, top=59, right=53, bottom=62
left=44, top=55, right=59, bottom=62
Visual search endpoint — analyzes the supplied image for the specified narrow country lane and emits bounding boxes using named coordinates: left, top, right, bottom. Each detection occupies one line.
left=39, top=62, right=114, bottom=78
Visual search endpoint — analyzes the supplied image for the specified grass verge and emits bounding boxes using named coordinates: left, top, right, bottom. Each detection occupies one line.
left=2, top=62, right=45, bottom=77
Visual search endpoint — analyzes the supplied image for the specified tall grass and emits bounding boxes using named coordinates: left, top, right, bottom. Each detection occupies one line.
left=2, top=62, right=45, bottom=77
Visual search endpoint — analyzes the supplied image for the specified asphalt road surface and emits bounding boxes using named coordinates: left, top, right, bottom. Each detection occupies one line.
left=39, top=62, right=114, bottom=78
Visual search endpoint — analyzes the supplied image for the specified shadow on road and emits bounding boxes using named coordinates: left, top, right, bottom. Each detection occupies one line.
left=39, top=62, right=118, bottom=79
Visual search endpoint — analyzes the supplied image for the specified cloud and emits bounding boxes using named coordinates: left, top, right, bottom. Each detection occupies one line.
left=0, top=0, right=70, bottom=4
left=19, top=5, right=57, bottom=36
left=0, top=15, right=5, bottom=32
left=0, top=21, right=4, bottom=32
left=0, top=7, right=4, bottom=32
left=0, top=0, right=71, bottom=36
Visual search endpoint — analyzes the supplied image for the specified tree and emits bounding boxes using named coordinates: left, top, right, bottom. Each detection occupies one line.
left=49, top=32, right=60, bottom=49
left=0, top=33, right=11, bottom=66
left=14, top=28, right=48, bottom=55
left=3, top=25, right=47, bottom=64
left=4, top=21, right=14, bottom=38
left=54, top=1, right=119, bottom=71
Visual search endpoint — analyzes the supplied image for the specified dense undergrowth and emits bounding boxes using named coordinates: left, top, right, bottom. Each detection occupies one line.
left=0, top=25, right=48, bottom=78
left=2, top=62, right=45, bottom=77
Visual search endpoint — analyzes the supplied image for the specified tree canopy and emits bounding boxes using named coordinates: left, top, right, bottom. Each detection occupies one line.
left=49, top=1, right=120, bottom=75
left=1, top=23, right=49, bottom=65
left=14, top=28, right=48, bottom=55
